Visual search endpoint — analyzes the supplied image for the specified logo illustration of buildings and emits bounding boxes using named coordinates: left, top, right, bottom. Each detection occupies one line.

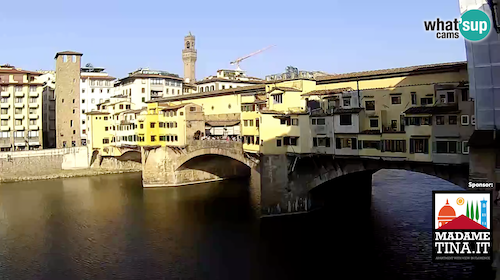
left=437, top=198, right=488, bottom=230
left=437, top=199, right=456, bottom=228
left=480, top=198, right=487, bottom=228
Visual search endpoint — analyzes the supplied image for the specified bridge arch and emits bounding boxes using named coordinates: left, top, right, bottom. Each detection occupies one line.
left=288, top=156, right=469, bottom=194
left=175, top=147, right=255, bottom=171
left=117, top=150, right=142, bottom=163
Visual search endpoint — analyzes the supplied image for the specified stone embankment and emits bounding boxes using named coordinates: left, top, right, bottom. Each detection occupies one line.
left=0, top=147, right=142, bottom=183
left=0, top=168, right=141, bottom=183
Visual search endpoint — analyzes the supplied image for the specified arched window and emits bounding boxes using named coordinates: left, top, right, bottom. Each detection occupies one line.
left=200, top=87, right=204, bottom=92
left=186, top=42, right=190, bottom=49
left=211, top=85, right=215, bottom=91
left=205, top=86, right=209, bottom=92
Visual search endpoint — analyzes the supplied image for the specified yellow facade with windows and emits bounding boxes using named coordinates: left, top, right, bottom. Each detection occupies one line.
left=84, top=61, right=470, bottom=163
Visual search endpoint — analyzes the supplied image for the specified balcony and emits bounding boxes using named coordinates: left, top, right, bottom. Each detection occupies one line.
left=14, top=125, right=24, bottom=130
left=29, top=91, right=39, bottom=98
left=14, top=137, right=25, bottom=145
left=28, top=137, right=40, bottom=146
left=0, top=126, right=9, bottom=131
left=14, top=114, right=24, bottom=119
left=1, top=92, right=9, bottom=97
left=313, top=125, right=327, bottom=134
left=29, top=103, right=39, bottom=108
left=29, top=125, right=39, bottom=130
left=1, top=103, right=10, bottom=109
left=14, top=103, right=24, bottom=108
left=0, top=115, right=9, bottom=120
left=29, top=114, right=38, bottom=119
left=0, top=138, right=10, bottom=146
left=14, top=92, right=24, bottom=98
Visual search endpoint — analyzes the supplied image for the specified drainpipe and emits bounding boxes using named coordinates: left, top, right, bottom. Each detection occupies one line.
left=357, top=80, right=361, bottom=107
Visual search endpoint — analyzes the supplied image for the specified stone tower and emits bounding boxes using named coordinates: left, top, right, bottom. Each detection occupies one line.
left=54, top=51, right=83, bottom=148
left=182, top=32, right=197, bottom=83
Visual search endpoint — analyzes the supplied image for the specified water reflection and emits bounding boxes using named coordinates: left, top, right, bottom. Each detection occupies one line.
left=0, top=171, right=495, bottom=280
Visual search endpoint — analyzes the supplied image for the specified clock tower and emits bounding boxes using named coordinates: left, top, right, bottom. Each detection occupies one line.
left=182, top=32, right=197, bottom=83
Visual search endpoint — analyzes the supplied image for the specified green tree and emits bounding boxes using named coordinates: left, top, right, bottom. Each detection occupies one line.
left=470, top=201, right=474, bottom=221
left=466, top=201, right=470, bottom=218
left=475, top=201, right=479, bottom=222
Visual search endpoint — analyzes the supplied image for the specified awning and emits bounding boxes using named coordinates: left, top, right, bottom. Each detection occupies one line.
left=0, top=143, right=10, bottom=148
left=15, top=142, right=26, bottom=146
left=28, top=142, right=40, bottom=146
left=205, top=120, right=240, bottom=127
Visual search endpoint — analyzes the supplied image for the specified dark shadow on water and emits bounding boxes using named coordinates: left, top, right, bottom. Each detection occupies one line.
left=0, top=171, right=496, bottom=280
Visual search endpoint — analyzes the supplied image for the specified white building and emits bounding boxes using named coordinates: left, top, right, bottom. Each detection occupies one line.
left=80, top=64, right=116, bottom=143
left=194, top=69, right=264, bottom=93
left=114, top=68, right=183, bottom=108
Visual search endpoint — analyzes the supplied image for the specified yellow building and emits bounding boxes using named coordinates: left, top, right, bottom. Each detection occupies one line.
left=85, top=61, right=471, bottom=165
left=137, top=102, right=204, bottom=147
left=0, top=64, right=44, bottom=151
left=85, top=97, right=138, bottom=156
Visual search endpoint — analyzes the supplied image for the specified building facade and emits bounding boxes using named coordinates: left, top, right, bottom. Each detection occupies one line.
left=0, top=65, right=44, bottom=151
left=40, top=71, right=56, bottom=148
left=114, top=68, right=183, bottom=109
left=54, top=51, right=83, bottom=148
left=80, top=64, right=116, bottom=145
left=194, top=69, right=264, bottom=94
left=85, top=61, right=472, bottom=166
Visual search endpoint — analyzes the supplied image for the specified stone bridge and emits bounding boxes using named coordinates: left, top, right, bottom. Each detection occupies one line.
left=142, top=140, right=257, bottom=187
left=141, top=140, right=470, bottom=217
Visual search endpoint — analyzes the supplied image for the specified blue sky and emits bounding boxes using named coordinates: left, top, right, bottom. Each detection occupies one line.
left=0, top=0, right=465, bottom=80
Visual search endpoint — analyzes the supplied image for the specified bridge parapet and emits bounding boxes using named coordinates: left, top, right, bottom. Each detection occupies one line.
left=185, top=140, right=243, bottom=153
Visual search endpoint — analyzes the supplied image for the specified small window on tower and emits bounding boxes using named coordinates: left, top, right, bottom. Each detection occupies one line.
left=186, top=42, right=190, bottom=49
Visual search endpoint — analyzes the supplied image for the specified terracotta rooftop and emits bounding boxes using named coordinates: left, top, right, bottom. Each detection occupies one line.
left=269, top=86, right=302, bottom=93
left=333, top=108, right=363, bottom=114
left=317, top=61, right=467, bottom=83
left=0, top=67, right=43, bottom=76
left=85, top=111, right=109, bottom=115
left=124, top=109, right=143, bottom=114
left=55, top=51, right=83, bottom=59
left=148, top=84, right=265, bottom=103
left=158, top=103, right=188, bottom=110
left=81, top=75, right=116, bottom=80
left=196, top=77, right=265, bottom=85
left=301, top=87, right=354, bottom=96
left=403, top=105, right=460, bottom=115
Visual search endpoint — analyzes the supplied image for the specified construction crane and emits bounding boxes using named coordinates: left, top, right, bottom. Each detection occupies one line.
left=230, top=45, right=275, bottom=71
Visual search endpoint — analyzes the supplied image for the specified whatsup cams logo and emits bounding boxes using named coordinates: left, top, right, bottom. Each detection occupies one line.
left=432, top=191, right=493, bottom=262
left=424, top=9, right=492, bottom=41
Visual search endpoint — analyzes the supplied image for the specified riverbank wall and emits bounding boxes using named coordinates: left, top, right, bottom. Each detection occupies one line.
left=0, top=147, right=141, bottom=183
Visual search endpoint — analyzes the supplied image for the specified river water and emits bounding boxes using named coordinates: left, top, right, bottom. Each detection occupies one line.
left=0, top=170, right=495, bottom=280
